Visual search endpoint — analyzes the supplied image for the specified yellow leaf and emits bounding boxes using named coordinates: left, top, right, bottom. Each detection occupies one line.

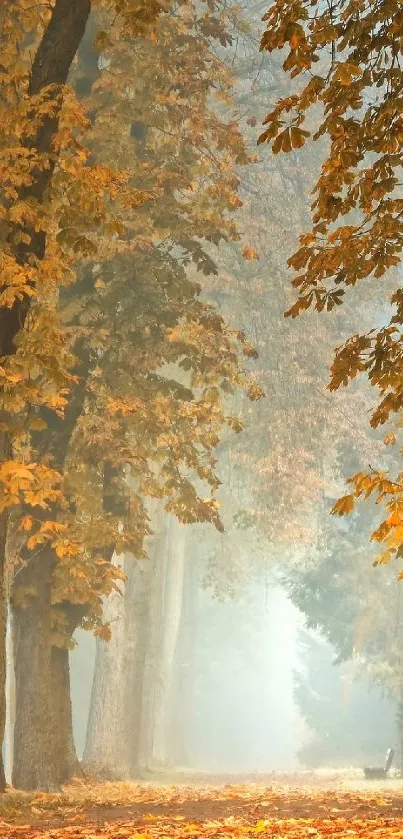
left=332, top=494, right=355, bottom=515
left=253, top=820, right=269, bottom=833
left=242, top=246, right=259, bottom=261
left=19, top=516, right=33, bottom=532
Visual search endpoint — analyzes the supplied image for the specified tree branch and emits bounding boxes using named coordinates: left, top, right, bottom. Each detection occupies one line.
left=0, top=0, right=91, bottom=358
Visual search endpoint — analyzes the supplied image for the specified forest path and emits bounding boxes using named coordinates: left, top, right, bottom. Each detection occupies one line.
left=1, top=775, right=403, bottom=835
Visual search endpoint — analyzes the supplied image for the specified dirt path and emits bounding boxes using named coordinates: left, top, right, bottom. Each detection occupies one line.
left=5, top=773, right=403, bottom=830
left=80, top=792, right=403, bottom=827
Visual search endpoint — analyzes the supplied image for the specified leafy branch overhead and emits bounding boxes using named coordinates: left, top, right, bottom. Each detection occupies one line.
left=1, top=0, right=263, bottom=650
left=259, top=0, right=403, bottom=568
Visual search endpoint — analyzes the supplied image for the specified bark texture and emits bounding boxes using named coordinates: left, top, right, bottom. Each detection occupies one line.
left=84, top=546, right=156, bottom=778
left=12, top=556, right=83, bottom=791
left=120, top=554, right=153, bottom=772
left=12, top=552, right=57, bottom=790
left=5, top=616, right=15, bottom=784
left=0, top=432, right=12, bottom=791
left=169, top=551, right=194, bottom=768
left=50, top=644, right=81, bottom=781
left=83, top=554, right=130, bottom=778
left=136, top=511, right=186, bottom=770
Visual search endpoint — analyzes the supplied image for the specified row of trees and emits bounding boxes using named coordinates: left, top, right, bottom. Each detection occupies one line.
left=0, top=0, right=265, bottom=790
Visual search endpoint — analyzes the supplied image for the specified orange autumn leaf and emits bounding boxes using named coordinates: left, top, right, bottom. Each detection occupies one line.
left=242, top=246, right=259, bottom=261
left=19, top=516, right=33, bottom=532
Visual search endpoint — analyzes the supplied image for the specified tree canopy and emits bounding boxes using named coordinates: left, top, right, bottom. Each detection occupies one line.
left=3, top=0, right=262, bottom=635
left=259, top=0, right=403, bottom=568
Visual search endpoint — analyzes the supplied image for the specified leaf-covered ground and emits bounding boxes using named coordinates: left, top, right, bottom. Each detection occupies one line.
left=2, top=774, right=403, bottom=838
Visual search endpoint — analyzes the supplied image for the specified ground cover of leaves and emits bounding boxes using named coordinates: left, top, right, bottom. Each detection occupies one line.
left=1, top=774, right=403, bottom=839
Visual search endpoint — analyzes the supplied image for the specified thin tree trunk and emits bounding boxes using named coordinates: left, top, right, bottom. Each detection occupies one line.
left=123, top=556, right=154, bottom=774
left=0, top=432, right=11, bottom=791
left=151, top=516, right=186, bottom=766
left=83, top=554, right=130, bottom=779
left=169, top=550, right=195, bottom=768
left=397, top=694, right=403, bottom=776
left=84, top=499, right=162, bottom=778
left=5, top=616, right=15, bottom=785
left=137, top=513, right=186, bottom=770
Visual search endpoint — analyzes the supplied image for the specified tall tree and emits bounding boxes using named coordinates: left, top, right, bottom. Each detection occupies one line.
left=9, top=1, right=261, bottom=790
left=0, top=0, right=92, bottom=793
left=0, top=0, right=176, bottom=793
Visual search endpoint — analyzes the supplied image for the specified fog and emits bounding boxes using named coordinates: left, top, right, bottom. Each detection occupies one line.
left=66, top=565, right=397, bottom=776
left=70, top=583, right=304, bottom=773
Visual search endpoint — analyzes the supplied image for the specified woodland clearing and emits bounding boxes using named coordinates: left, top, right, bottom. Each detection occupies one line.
left=1, top=775, right=403, bottom=837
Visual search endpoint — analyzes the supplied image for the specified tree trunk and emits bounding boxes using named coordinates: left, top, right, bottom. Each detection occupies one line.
left=10, top=346, right=113, bottom=789
left=50, top=645, right=81, bottom=781
left=5, top=616, right=15, bottom=785
left=84, top=544, right=157, bottom=779
left=84, top=505, right=187, bottom=778
left=169, top=550, right=196, bottom=768
left=137, top=512, right=186, bottom=770
left=1, top=0, right=91, bottom=793
left=0, top=432, right=11, bottom=791
left=84, top=499, right=163, bottom=778
left=12, top=552, right=55, bottom=790
left=83, top=553, right=131, bottom=779
left=11, top=551, right=80, bottom=791
left=0, top=531, right=7, bottom=792
left=397, top=684, right=403, bottom=777
left=123, top=555, right=154, bottom=774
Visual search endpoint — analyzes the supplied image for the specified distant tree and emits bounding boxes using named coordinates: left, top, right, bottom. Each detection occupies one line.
left=295, top=629, right=397, bottom=769
left=284, top=443, right=403, bottom=768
